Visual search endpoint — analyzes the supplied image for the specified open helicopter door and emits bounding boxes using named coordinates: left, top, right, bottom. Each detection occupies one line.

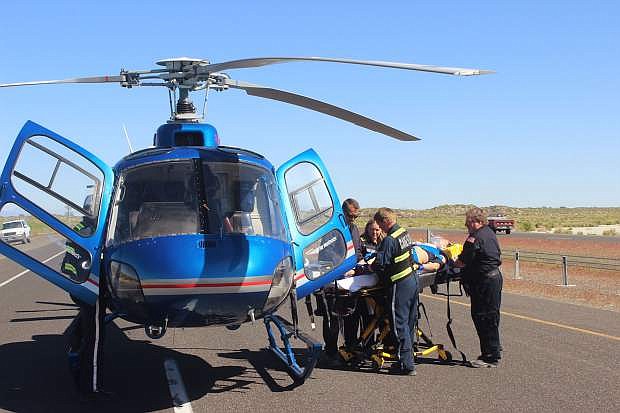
left=0, top=121, right=114, bottom=305
left=276, top=149, right=358, bottom=299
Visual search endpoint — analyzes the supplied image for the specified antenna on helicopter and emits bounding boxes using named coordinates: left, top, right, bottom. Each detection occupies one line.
left=122, top=124, right=134, bottom=153
left=0, top=56, right=494, bottom=140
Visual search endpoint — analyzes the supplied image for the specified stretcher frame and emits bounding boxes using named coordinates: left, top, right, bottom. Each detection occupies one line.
left=331, top=270, right=454, bottom=371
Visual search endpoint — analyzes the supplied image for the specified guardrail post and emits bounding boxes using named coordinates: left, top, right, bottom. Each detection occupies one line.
left=514, top=250, right=521, bottom=279
left=426, top=228, right=431, bottom=243
left=558, top=255, right=575, bottom=287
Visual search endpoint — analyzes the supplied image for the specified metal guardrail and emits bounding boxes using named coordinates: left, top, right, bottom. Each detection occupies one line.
left=503, top=249, right=620, bottom=272
left=419, top=229, right=620, bottom=287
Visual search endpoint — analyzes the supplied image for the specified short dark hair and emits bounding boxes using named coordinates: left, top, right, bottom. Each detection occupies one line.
left=342, top=198, right=360, bottom=211
left=374, top=207, right=396, bottom=225
left=364, top=219, right=376, bottom=233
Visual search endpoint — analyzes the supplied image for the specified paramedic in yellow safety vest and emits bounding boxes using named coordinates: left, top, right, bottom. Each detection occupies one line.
left=371, top=207, right=419, bottom=376
left=61, top=197, right=110, bottom=400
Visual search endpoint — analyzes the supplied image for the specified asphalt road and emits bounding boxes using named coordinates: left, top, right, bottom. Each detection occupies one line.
left=0, top=239, right=618, bottom=412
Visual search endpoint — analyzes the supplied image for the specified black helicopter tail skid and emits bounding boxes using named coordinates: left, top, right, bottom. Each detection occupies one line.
left=263, top=314, right=322, bottom=384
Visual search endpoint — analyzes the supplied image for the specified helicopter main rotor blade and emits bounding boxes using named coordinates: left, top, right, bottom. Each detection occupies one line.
left=204, top=57, right=493, bottom=76
left=0, top=75, right=125, bottom=88
left=224, top=79, right=420, bottom=141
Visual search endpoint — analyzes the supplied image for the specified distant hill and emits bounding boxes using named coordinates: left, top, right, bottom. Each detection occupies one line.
left=3, top=205, right=619, bottom=237
left=358, top=205, right=620, bottom=234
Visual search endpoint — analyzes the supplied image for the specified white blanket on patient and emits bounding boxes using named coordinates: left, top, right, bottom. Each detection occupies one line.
left=336, top=273, right=379, bottom=292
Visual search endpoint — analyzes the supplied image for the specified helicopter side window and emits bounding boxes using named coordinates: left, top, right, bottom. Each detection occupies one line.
left=284, top=162, right=333, bottom=235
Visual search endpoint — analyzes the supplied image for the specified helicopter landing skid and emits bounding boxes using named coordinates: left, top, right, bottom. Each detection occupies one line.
left=263, top=314, right=322, bottom=385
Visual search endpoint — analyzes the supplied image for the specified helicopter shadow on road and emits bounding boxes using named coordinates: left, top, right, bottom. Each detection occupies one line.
left=0, top=320, right=258, bottom=412
left=218, top=347, right=310, bottom=392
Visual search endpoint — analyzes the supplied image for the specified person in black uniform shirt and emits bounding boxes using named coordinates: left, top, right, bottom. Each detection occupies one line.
left=62, top=198, right=109, bottom=399
left=372, top=207, right=418, bottom=375
left=342, top=198, right=363, bottom=259
left=455, top=207, right=503, bottom=368
left=318, top=198, right=363, bottom=366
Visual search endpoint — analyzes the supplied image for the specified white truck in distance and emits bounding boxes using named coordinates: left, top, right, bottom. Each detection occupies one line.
left=1, top=219, right=31, bottom=244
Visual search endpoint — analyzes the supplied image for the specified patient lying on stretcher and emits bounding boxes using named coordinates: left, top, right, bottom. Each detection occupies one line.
left=412, top=243, right=446, bottom=273
left=338, top=240, right=462, bottom=292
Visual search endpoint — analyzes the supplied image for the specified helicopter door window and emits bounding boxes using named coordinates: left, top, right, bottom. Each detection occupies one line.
left=0, top=203, right=92, bottom=283
left=303, top=229, right=346, bottom=280
left=10, top=135, right=104, bottom=236
left=284, top=162, right=333, bottom=235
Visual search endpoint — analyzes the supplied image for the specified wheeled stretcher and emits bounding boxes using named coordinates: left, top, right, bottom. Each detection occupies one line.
left=329, top=272, right=450, bottom=370
left=328, top=242, right=464, bottom=371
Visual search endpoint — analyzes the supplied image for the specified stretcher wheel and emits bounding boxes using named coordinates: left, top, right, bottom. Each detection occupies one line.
left=371, top=360, right=382, bottom=371
left=370, top=355, right=384, bottom=371
left=438, top=350, right=452, bottom=362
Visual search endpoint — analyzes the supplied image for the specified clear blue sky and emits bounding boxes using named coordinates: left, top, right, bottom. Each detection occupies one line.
left=1, top=1, right=618, bottom=209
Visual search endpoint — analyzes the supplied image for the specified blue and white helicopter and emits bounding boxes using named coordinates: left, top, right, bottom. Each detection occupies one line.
left=0, top=57, right=490, bottom=383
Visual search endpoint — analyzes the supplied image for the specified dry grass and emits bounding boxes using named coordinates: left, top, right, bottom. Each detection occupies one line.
left=359, top=205, right=620, bottom=233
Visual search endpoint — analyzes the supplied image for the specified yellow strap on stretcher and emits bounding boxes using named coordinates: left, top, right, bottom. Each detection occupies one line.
left=442, top=243, right=463, bottom=261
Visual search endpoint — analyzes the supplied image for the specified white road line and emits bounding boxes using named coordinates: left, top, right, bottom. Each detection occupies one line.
left=164, top=358, right=194, bottom=413
left=0, top=250, right=65, bottom=288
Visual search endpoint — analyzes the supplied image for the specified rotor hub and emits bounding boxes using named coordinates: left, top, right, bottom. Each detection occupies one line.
left=176, top=97, right=196, bottom=115
left=155, top=57, right=209, bottom=72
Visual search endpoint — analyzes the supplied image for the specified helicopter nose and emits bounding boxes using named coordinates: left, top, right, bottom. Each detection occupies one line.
left=106, top=234, right=291, bottom=326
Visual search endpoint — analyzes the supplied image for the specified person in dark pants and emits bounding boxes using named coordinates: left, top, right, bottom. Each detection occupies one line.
left=372, top=207, right=418, bottom=376
left=61, top=203, right=109, bottom=399
left=318, top=198, right=363, bottom=366
left=65, top=294, right=107, bottom=398
left=455, top=207, right=503, bottom=368
left=340, top=199, right=364, bottom=351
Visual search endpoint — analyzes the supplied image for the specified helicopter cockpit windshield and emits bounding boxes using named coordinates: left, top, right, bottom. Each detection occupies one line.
left=200, top=160, right=285, bottom=239
left=107, top=159, right=285, bottom=245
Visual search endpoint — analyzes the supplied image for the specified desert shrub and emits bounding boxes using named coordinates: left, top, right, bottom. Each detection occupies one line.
left=358, top=206, right=620, bottom=233
left=602, top=229, right=617, bottom=236
left=520, top=221, right=533, bottom=231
